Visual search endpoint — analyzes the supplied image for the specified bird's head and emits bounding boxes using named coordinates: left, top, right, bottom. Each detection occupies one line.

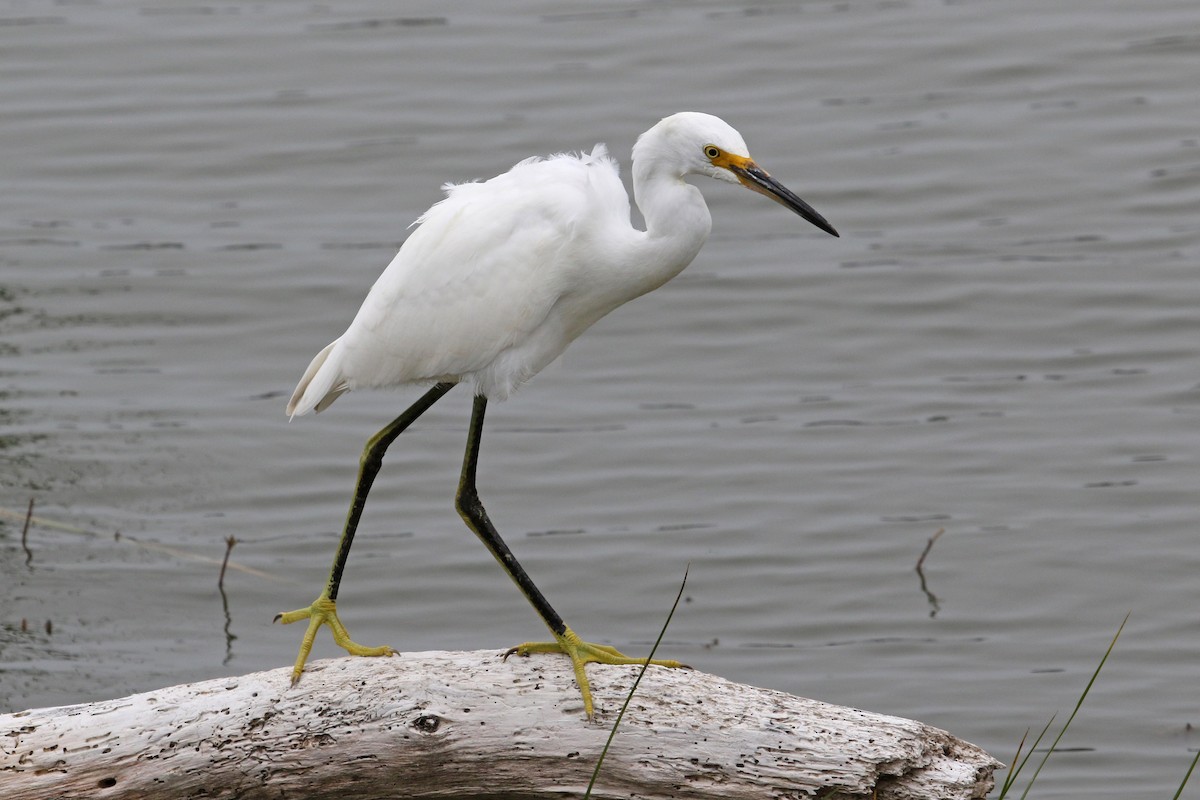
left=641, top=112, right=839, bottom=238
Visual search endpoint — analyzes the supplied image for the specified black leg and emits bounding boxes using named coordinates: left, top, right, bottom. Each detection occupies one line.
left=454, top=393, right=567, bottom=636
left=327, top=381, right=456, bottom=600
left=277, top=380, right=456, bottom=683
left=452, top=393, right=687, bottom=718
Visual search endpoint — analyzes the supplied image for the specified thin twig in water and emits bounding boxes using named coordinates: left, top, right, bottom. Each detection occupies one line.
left=21, top=497, right=35, bottom=565
left=218, top=535, right=237, bottom=590
left=217, top=536, right=239, bottom=665
left=915, top=528, right=944, bottom=617
left=915, top=527, right=944, bottom=572
left=584, top=565, right=689, bottom=799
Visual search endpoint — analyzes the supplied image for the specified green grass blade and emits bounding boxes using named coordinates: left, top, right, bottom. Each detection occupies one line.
left=584, top=564, right=689, bottom=799
left=999, top=716, right=1055, bottom=798
left=1016, top=612, right=1129, bottom=800
left=997, top=728, right=1028, bottom=797
left=1170, top=746, right=1200, bottom=800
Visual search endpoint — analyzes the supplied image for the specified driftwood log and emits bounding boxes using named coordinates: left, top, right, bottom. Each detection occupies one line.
left=1, top=650, right=999, bottom=799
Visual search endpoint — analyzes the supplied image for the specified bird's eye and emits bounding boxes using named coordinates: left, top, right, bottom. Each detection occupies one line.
left=704, top=145, right=721, bottom=159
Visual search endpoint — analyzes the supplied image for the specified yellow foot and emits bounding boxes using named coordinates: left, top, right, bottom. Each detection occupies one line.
left=503, top=626, right=689, bottom=718
left=274, top=594, right=394, bottom=685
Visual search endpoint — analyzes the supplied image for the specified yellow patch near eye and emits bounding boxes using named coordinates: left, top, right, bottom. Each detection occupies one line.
left=705, top=146, right=754, bottom=172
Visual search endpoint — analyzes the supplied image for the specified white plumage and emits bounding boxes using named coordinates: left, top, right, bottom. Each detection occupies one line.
left=286, top=112, right=837, bottom=416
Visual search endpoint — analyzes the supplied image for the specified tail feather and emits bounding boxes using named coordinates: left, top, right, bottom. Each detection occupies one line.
left=286, top=339, right=348, bottom=418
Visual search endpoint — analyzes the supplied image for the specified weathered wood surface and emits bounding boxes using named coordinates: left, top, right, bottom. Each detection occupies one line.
left=1, top=650, right=999, bottom=799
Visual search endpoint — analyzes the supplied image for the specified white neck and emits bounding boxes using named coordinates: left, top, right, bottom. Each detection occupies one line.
left=627, top=156, right=713, bottom=292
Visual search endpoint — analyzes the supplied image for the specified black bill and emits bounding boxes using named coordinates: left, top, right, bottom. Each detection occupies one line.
left=732, top=163, right=839, bottom=238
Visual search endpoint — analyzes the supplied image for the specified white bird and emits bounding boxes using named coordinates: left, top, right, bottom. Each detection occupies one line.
left=276, top=112, right=838, bottom=718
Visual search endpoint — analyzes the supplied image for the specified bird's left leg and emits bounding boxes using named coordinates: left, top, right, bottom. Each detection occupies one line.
left=275, top=381, right=456, bottom=685
left=454, top=394, right=686, bottom=718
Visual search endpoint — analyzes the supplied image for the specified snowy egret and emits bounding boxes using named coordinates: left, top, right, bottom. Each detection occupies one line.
left=275, top=112, right=838, bottom=717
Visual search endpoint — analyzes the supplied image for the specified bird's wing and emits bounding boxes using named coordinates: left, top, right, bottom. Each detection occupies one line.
left=288, top=146, right=628, bottom=415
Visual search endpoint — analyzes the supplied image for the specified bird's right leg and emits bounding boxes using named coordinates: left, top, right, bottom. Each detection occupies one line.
left=275, top=381, right=456, bottom=685
left=455, top=394, right=686, bottom=718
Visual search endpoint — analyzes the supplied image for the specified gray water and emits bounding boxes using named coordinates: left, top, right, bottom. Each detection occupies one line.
left=3, top=1, right=1198, bottom=796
